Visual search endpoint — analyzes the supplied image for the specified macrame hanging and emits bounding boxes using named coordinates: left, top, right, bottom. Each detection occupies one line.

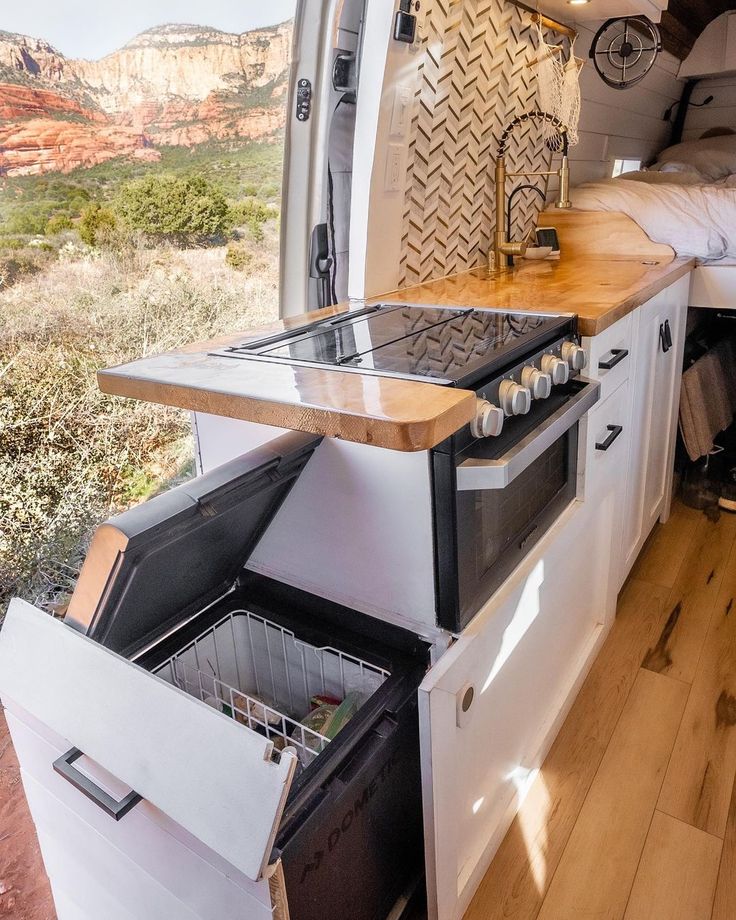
left=533, top=20, right=583, bottom=151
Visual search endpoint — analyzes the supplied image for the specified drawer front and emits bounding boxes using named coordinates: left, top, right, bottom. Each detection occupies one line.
left=6, top=709, right=274, bottom=920
left=419, top=499, right=610, bottom=920
left=583, top=379, right=631, bottom=502
left=582, top=379, right=632, bottom=601
left=0, top=599, right=296, bottom=882
left=583, top=311, right=634, bottom=401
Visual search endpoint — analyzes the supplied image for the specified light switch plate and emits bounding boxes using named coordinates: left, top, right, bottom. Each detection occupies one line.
left=390, top=84, right=413, bottom=138
left=384, top=143, right=404, bottom=192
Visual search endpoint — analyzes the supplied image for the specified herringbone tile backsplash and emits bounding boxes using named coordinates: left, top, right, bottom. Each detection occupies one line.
left=399, top=0, right=556, bottom=287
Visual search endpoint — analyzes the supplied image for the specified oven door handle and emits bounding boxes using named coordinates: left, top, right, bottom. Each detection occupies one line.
left=456, top=377, right=601, bottom=491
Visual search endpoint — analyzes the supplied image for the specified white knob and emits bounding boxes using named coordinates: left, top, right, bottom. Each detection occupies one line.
left=470, top=399, right=505, bottom=438
left=521, top=365, right=552, bottom=399
left=562, top=341, right=587, bottom=371
left=541, top=353, right=569, bottom=385
left=499, top=379, right=532, bottom=416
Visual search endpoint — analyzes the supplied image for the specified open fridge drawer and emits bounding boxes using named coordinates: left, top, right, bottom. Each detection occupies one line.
left=0, top=432, right=429, bottom=920
left=0, top=598, right=297, bottom=883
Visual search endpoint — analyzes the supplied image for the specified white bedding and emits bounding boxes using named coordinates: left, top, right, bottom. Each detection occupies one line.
left=567, top=135, right=736, bottom=263
left=571, top=178, right=736, bottom=262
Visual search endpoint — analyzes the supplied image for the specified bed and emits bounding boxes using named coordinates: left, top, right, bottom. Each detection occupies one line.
left=570, top=135, right=736, bottom=265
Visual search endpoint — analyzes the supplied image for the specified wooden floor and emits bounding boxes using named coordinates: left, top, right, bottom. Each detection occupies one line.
left=464, top=500, right=736, bottom=920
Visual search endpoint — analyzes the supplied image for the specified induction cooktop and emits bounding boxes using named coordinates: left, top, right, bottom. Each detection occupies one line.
left=212, top=302, right=574, bottom=389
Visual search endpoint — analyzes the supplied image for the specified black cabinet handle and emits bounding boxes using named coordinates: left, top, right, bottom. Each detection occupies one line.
left=664, top=319, right=673, bottom=349
left=598, top=348, right=629, bottom=371
left=53, top=748, right=142, bottom=821
left=660, top=323, right=672, bottom=354
left=595, top=425, right=624, bottom=451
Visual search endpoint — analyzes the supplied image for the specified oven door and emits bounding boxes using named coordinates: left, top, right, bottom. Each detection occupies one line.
left=433, top=377, right=600, bottom=633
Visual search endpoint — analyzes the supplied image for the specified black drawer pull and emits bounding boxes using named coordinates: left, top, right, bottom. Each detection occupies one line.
left=598, top=348, right=629, bottom=371
left=53, top=748, right=142, bottom=821
left=595, top=425, right=624, bottom=452
left=664, top=318, right=673, bottom=349
left=660, top=323, right=672, bottom=354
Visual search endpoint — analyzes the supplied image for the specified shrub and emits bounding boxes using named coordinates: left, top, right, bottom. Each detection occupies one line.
left=225, top=243, right=254, bottom=271
left=116, top=175, right=230, bottom=244
left=79, top=204, right=117, bottom=247
left=46, top=214, right=74, bottom=235
left=5, top=208, right=50, bottom=236
left=229, top=199, right=278, bottom=243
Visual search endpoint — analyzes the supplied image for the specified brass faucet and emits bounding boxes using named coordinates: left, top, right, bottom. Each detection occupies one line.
left=493, top=111, right=572, bottom=270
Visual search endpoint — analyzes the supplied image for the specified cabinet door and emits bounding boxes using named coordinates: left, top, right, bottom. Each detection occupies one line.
left=419, top=499, right=610, bottom=920
left=620, top=277, right=688, bottom=583
left=642, top=280, right=688, bottom=531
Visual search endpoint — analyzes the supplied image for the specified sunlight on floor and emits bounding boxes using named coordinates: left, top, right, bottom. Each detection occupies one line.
left=513, top=767, right=551, bottom=895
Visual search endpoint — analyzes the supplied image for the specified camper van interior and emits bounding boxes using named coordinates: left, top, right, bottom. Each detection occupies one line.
left=4, top=1, right=736, bottom=919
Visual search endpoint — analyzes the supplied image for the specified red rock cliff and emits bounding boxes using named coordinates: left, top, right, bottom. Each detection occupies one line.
left=0, top=22, right=292, bottom=177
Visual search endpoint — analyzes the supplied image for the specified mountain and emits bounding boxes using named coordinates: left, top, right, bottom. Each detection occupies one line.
left=0, top=22, right=292, bottom=177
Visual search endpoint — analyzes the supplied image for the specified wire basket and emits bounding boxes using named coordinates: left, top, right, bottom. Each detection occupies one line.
left=155, top=609, right=389, bottom=768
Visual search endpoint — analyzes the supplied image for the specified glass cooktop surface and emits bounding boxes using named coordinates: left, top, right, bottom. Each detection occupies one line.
left=213, top=303, right=569, bottom=386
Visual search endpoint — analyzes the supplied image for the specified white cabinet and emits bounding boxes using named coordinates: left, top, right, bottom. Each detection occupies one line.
left=419, top=498, right=611, bottom=920
left=619, top=277, right=688, bottom=585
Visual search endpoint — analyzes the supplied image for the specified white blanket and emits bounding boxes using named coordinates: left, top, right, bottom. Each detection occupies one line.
left=571, top=178, right=736, bottom=262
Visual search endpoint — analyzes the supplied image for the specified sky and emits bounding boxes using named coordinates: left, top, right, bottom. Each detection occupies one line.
left=1, top=0, right=297, bottom=60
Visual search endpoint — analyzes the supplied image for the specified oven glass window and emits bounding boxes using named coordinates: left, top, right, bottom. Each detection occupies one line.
left=478, top=434, right=569, bottom=575
left=453, top=426, right=577, bottom=631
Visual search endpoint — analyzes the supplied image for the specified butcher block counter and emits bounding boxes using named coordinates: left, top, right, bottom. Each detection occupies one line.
left=98, top=227, right=695, bottom=451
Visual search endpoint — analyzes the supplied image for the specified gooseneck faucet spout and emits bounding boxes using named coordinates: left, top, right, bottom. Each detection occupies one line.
left=493, top=110, right=572, bottom=270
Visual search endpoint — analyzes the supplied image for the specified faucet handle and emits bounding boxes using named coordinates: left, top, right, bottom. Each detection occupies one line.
left=499, top=240, right=528, bottom=258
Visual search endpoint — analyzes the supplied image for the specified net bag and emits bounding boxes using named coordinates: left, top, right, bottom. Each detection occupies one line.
left=534, top=20, right=582, bottom=150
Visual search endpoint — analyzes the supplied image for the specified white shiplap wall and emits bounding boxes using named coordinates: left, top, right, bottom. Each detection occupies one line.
left=682, top=77, right=736, bottom=141
left=567, top=20, right=683, bottom=186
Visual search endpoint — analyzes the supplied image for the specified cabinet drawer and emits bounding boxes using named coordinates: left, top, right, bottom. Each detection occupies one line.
left=583, top=379, right=632, bottom=502
left=583, top=312, right=634, bottom=400
left=0, top=600, right=296, bottom=883
left=419, top=499, right=610, bottom=920
left=5, top=709, right=274, bottom=920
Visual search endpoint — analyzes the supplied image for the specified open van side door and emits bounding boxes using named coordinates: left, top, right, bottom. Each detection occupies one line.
left=280, top=0, right=366, bottom=315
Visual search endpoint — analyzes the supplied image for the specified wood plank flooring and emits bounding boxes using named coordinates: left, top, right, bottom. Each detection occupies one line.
left=464, top=501, right=736, bottom=920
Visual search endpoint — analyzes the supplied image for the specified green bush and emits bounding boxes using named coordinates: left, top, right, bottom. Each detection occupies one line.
left=115, top=175, right=230, bottom=244
left=5, top=208, right=50, bottom=236
left=46, top=214, right=74, bottom=235
left=79, top=204, right=117, bottom=247
left=225, top=243, right=254, bottom=271
left=229, top=199, right=278, bottom=243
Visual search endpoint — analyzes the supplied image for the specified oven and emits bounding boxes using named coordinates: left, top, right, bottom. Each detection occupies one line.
left=432, top=375, right=600, bottom=633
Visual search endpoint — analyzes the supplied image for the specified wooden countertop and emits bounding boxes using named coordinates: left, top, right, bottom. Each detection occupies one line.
left=393, top=256, right=695, bottom=338
left=98, top=216, right=695, bottom=451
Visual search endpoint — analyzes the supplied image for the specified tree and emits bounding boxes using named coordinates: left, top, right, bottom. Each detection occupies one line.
left=116, top=175, right=230, bottom=244
left=79, top=204, right=116, bottom=247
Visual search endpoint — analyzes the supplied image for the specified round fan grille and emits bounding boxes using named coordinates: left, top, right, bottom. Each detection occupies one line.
left=590, top=17, right=662, bottom=90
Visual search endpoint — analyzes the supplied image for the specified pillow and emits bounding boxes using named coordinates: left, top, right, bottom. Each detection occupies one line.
left=655, top=135, right=736, bottom=180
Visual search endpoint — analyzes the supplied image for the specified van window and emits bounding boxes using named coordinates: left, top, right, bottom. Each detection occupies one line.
left=611, top=158, right=643, bottom=177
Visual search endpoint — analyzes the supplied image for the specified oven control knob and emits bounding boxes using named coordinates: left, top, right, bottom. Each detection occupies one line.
left=470, top=399, right=504, bottom=438
left=562, top=341, right=587, bottom=371
left=541, top=353, right=569, bottom=385
left=499, top=379, right=532, bottom=416
left=521, top=365, right=552, bottom=400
